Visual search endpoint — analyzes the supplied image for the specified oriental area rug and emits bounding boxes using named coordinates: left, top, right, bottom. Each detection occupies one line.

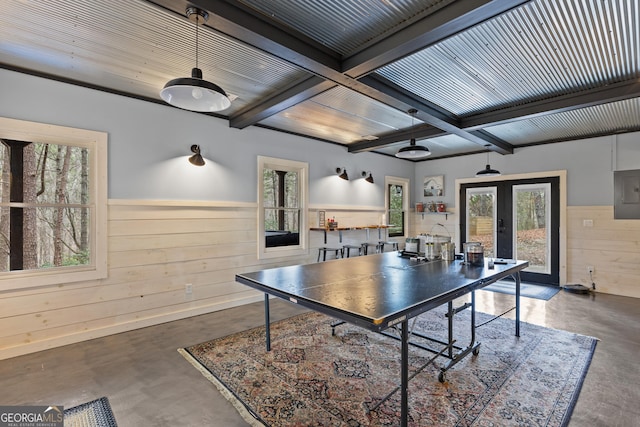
left=180, top=308, right=596, bottom=427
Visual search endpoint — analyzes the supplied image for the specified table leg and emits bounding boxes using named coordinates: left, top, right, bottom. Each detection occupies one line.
left=447, top=301, right=454, bottom=358
left=515, top=272, right=521, bottom=337
left=471, top=290, right=476, bottom=344
left=264, top=293, right=271, bottom=351
left=400, top=319, right=409, bottom=427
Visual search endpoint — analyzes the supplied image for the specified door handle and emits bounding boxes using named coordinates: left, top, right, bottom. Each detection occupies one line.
left=498, top=218, right=505, bottom=233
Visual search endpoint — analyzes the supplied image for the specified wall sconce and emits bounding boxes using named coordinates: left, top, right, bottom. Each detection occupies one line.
left=189, top=144, right=205, bottom=166
left=336, top=167, right=349, bottom=180
left=361, top=171, right=374, bottom=183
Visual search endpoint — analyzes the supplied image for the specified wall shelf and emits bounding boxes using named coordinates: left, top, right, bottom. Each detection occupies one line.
left=418, top=211, right=449, bottom=220
left=310, top=226, right=389, bottom=244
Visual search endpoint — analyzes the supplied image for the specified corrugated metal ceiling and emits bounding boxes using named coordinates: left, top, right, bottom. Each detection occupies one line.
left=237, top=0, right=453, bottom=56
left=1, top=0, right=639, bottom=161
left=377, top=0, right=640, bottom=116
left=486, top=97, right=640, bottom=144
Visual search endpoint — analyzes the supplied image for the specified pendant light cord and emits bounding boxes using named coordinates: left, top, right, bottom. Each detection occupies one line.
left=409, top=108, right=417, bottom=145
left=195, top=14, right=199, bottom=70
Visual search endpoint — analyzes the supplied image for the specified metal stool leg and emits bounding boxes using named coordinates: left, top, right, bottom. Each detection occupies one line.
left=342, top=244, right=362, bottom=258
left=379, top=241, right=399, bottom=252
left=318, top=247, right=342, bottom=262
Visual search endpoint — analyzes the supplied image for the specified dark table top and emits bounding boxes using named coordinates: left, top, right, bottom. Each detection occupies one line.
left=236, top=252, right=528, bottom=331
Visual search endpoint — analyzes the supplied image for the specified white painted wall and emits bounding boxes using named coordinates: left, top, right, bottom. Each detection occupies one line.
left=0, top=69, right=411, bottom=205
left=413, top=135, right=640, bottom=208
left=3, top=68, right=639, bottom=208
left=1, top=68, right=639, bottom=360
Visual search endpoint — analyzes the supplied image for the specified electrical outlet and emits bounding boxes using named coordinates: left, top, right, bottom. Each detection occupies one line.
left=184, top=283, right=194, bottom=301
left=586, top=266, right=594, bottom=275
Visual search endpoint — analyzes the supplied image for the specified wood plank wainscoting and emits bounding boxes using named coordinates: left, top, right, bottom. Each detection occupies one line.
left=0, top=202, right=637, bottom=360
left=567, top=206, right=640, bottom=298
left=0, top=201, right=384, bottom=360
left=0, top=200, right=303, bottom=360
left=413, top=206, right=640, bottom=299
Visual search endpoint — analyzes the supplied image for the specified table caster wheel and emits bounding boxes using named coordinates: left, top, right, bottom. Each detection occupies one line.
left=438, top=371, right=446, bottom=383
left=472, top=347, right=480, bottom=356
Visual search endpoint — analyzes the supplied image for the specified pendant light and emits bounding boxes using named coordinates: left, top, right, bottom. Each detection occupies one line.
left=395, top=109, right=431, bottom=159
left=160, top=7, right=231, bottom=112
left=475, top=152, right=501, bottom=177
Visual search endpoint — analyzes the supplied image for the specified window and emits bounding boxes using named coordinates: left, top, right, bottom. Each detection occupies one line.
left=258, top=156, right=307, bottom=259
left=385, top=176, right=409, bottom=238
left=0, top=117, right=107, bottom=291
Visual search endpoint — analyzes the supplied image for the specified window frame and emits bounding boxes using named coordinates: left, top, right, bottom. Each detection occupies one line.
left=257, top=156, right=308, bottom=259
left=0, top=117, right=108, bottom=291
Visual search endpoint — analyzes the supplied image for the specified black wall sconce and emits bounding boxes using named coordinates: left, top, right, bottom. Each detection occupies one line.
left=336, top=167, right=349, bottom=180
left=361, top=171, right=374, bottom=183
left=189, top=144, right=205, bottom=166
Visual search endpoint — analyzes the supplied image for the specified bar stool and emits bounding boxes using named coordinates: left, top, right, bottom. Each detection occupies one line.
left=317, top=247, right=342, bottom=262
left=379, top=241, right=399, bottom=252
left=342, top=244, right=362, bottom=258
left=361, top=242, right=381, bottom=255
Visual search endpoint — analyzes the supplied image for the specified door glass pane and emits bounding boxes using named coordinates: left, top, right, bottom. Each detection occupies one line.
left=466, top=187, right=496, bottom=258
left=513, top=183, right=550, bottom=273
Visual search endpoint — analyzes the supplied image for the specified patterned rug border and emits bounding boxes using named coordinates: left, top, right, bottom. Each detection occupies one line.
left=180, top=310, right=597, bottom=427
left=557, top=337, right=597, bottom=425
left=178, top=348, right=265, bottom=427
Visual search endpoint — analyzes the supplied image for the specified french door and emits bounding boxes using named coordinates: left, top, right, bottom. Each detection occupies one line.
left=460, top=177, right=560, bottom=285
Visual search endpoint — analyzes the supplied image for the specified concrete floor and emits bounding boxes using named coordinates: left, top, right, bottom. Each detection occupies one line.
left=1, top=289, right=638, bottom=426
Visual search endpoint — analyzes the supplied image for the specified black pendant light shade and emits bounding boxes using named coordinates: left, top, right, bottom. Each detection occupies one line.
left=160, top=7, right=231, bottom=112
left=361, top=171, right=374, bottom=183
left=161, top=68, right=230, bottom=112
left=475, top=164, right=501, bottom=177
left=396, top=109, right=431, bottom=159
left=188, top=144, right=205, bottom=166
left=395, top=138, right=431, bottom=159
left=475, top=152, right=501, bottom=177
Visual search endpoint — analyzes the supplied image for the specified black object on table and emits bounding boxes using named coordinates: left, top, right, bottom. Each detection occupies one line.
left=236, top=252, right=528, bottom=427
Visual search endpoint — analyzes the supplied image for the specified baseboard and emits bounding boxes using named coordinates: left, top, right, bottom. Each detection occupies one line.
left=0, top=294, right=264, bottom=361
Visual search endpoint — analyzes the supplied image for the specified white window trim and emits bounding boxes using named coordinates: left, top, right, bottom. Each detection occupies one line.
left=0, top=117, right=108, bottom=291
left=384, top=175, right=410, bottom=239
left=257, top=156, right=308, bottom=259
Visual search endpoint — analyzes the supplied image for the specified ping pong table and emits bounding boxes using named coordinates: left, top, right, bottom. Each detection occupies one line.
left=236, top=252, right=528, bottom=426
